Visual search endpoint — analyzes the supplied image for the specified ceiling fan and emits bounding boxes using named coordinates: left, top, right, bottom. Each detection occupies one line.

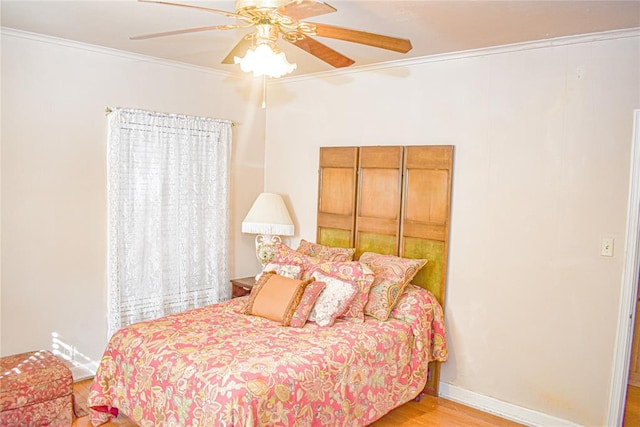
left=132, top=0, right=413, bottom=76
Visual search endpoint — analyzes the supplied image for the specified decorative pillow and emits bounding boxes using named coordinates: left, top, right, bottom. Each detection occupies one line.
left=307, top=272, right=358, bottom=327
left=296, top=239, right=356, bottom=262
left=304, top=260, right=374, bottom=322
left=289, top=281, right=326, bottom=328
left=262, top=262, right=303, bottom=280
left=244, top=272, right=311, bottom=326
left=360, top=252, right=427, bottom=321
left=269, top=242, right=323, bottom=275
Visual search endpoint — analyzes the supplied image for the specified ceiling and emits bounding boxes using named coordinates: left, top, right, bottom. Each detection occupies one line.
left=2, top=0, right=639, bottom=77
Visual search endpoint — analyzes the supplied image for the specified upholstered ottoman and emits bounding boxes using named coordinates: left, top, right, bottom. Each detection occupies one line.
left=0, top=350, right=73, bottom=426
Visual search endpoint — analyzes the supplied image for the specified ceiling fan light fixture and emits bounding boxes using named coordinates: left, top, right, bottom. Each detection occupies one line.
left=134, top=0, right=414, bottom=78
left=234, top=43, right=297, bottom=78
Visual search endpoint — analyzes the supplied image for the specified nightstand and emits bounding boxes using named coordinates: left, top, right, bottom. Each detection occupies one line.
left=231, top=276, right=257, bottom=298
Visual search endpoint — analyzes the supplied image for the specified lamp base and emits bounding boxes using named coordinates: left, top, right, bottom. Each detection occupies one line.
left=255, top=234, right=282, bottom=267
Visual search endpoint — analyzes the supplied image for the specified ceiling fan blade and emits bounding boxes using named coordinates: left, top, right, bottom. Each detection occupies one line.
left=277, top=0, right=336, bottom=20
left=131, top=25, right=240, bottom=40
left=222, top=37, right=254, bottom=64
left=311, top=23, right=412, bottom=53
left=138, top=0, right=249, bottom=22
left=289, top=35, right=354, bottom=68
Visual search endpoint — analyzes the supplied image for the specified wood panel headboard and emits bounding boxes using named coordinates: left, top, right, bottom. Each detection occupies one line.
left=316, top=145, right=453, bottom=395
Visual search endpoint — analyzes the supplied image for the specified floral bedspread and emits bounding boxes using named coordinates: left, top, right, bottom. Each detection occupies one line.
left=88, top=285, right=447, bottom=426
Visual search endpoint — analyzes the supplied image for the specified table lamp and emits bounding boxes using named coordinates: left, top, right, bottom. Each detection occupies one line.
left=242, top=193, right=294, bottom=267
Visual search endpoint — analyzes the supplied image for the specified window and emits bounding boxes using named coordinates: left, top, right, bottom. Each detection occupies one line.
left=106, top=108, right=232, bottom=337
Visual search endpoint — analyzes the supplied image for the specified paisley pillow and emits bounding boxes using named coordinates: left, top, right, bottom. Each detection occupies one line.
left=296, top=239, right=356, bottom=262
left=289, top=281, right=326, bottom=328
left=360, top=252, right=427, bottom=321
left=268, top=242, right=323, bottom=275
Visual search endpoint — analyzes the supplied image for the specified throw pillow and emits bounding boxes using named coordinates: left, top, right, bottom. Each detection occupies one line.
left=296, top=239, right=356, bottom=262
left=360, top=252, right=427, bottom=321
left=244, top=271, right=311, bottom=326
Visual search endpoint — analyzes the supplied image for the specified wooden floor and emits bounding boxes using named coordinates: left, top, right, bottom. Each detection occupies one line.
left=73, top=380, right=640, bottom=426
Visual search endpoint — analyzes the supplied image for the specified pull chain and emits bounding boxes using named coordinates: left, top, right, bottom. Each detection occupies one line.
left=261, top=75, right=267, bottom=109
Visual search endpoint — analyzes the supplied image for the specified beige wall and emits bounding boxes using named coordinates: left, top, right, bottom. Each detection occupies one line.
left=0, top=30, right=265, bottom=366
left=2, top=25, right=639, bottom=426
left=264, top=33, right=640, bottom=426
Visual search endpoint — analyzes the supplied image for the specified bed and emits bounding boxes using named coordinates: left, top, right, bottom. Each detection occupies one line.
left=89, top=144, right=453, bottom=425
left=88, top=278, right=446, bottom=426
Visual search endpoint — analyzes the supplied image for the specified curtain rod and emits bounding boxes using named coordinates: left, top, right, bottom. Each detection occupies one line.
left=104, top=107, right=238, bottom=127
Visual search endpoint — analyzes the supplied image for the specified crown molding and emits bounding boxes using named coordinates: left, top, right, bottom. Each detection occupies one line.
left=3, top=25, right=637, bottom=86
left=0, top=26, right=244, bottom=80
left=272, top=27, right=640, bottom=85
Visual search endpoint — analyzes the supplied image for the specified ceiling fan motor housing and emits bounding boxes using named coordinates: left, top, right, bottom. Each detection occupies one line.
left=236, top=0, right=289, bottom=13
left=255, top=23, right=279, bottom=42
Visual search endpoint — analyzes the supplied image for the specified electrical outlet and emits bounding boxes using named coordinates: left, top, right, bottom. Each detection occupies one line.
left=601, top=237, right=614, bottom=257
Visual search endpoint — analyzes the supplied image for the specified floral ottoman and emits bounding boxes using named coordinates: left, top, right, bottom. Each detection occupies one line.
left=0, top=350, right=73, bottom=426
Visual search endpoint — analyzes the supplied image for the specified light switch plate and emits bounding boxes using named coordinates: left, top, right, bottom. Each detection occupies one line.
left=601, top=237, right=614, bottom=257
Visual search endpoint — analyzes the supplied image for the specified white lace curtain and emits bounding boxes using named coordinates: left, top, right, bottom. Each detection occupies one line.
left=107, top=108, right=232, bottom=337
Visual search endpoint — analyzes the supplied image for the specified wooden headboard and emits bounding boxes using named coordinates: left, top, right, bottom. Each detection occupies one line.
left=316, top=145, right=453, bottom=396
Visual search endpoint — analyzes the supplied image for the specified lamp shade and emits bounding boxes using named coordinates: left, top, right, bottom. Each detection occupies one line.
left=242, top=193, right=294, bottom=236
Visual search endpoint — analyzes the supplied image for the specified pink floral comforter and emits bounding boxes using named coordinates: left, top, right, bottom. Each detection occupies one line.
left=88, top=285, right=447, bottom=426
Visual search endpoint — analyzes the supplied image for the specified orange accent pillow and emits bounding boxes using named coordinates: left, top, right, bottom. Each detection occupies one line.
left=244, top=271, right=311, bottom=326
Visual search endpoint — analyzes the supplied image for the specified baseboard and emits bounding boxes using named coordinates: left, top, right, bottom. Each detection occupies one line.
left=71, top=366, right=95, bottom=382
left=439, top=382, right=582, bottom=427
left=69, top=362, right=98, bottom=382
